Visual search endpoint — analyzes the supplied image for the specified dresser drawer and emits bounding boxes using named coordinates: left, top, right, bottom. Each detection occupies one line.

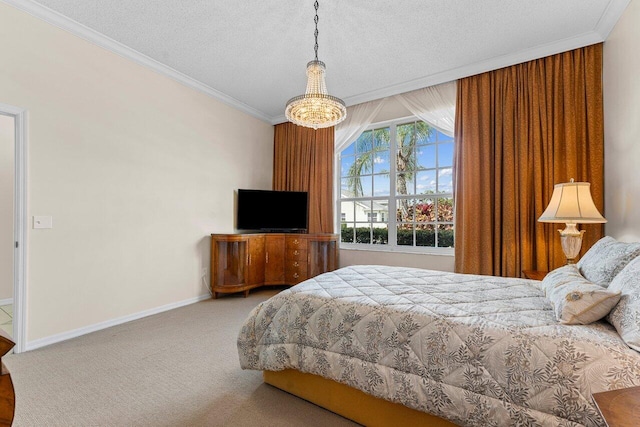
left=286, top=236, right=308, bottom=250
left=286, top=248, right=308, bottom=261
left=285, top=266, right=308, bottom=284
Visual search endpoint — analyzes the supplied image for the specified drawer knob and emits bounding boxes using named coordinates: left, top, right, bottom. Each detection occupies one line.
left=293, top=239, right=299, bottom=245
left=294, top=250, right=299, bottom=256
left=293, top=261, right=299, bottom=267
left=293, top=273, right=299, bottom=279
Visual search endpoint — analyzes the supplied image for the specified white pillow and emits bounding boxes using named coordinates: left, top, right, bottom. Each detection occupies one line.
left=577, top=236, right=640, bottom=287
left=606, top=256, right=640, bottom=351
left=541, top=264, right=585, bottom=295
left=544, top=265, right=621, bottom=325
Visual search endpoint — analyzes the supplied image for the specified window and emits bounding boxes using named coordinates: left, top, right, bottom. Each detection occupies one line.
left=339, top=119, right=454, bottom=252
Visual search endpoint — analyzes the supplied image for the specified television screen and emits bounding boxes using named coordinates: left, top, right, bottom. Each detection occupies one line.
left=237, top=189, right=308, bottom=232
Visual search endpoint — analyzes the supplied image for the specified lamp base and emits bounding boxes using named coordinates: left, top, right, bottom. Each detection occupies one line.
left=558, top=223, right=585, bottom=264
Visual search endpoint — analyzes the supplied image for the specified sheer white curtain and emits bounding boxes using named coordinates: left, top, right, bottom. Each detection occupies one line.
left=394, top=81, right=456, bottom=136
left=334, top=98, right=387, bottom=152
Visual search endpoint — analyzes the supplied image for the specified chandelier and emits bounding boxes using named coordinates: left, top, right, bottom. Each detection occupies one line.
left=285, top=0, right=346, bottom=130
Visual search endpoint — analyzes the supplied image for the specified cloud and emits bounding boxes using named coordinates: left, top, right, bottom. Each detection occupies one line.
left=374, top=156, right=385, bottom=164
left=439, top=168, right=452, bottom=177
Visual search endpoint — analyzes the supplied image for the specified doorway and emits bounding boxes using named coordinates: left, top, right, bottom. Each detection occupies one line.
left=0, top=115, right=14, bottom=338
left=0, top=103, right=26, bottom=353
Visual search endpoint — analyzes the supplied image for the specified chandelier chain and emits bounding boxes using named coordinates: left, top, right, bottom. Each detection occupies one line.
left=313, top=0, right=319, bottom=60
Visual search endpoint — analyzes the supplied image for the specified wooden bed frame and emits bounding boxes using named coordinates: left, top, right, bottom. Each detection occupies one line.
left=263, top=369, right=456, bottom=427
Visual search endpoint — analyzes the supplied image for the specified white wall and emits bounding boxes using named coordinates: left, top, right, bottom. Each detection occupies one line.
left=340, top=249, right=454, bottom=271
left=603, top=1, right=640, bottom=242
left=0, top=3, right=274, bottom=343
left=0, top=115, right=14, bottom=301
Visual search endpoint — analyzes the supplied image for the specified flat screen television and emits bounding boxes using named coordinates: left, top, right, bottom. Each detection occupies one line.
left=236, top=189, right=308, bottom=232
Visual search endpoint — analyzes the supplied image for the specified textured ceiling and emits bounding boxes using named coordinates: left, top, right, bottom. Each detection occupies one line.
left=13, top=0, right=630, bottom=123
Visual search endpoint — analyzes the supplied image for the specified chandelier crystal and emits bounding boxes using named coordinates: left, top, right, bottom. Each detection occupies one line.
left=285, top=1, right=346, bottom=130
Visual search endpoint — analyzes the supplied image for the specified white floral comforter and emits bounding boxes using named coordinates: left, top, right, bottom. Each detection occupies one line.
left=237, top=266, right=640, bottom=427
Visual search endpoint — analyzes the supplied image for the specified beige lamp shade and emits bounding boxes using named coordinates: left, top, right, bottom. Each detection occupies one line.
left=538, top=179, right=606, bottom=264
left=538, top=180, right=606, bottom=224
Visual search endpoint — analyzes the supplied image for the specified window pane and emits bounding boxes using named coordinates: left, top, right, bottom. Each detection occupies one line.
left=439, top=143, right=454, bottom=167
left=397, top=123, right=414, bottom=147
left=397, top=224, right=414, bottom=246
left=371, top=199, right=389, bottom=223
left=354, top=200, right=371, bottom=223
left=341, top=223, right=354, bottom=243
left=374, top=128, right=390, bottom=151
left=437, top=168, right=453, bottom=193
left=355, top=223, right=371, bottom=243
left=438, top=224, right=455, bottom=247
left=416, top=145, right=436, bottom=169
left=360, top=177, right=373, bottom=197
left=373, top=174, right=390, bottom=197
left=341, top=155, right=355, bottom=178
left=341, top=142, right=355, bottom=156
left=437, top=197, right=454, bottom=222
left=341, top=178, right=355, bottom=198
left=426, top=126, right=438, bottom=142
left=416, top=224, right=436, bottom=247
left=415, top=198, right=435, bottom=223
left=356, top=131, right=373, bottom=153
left=373, top=150, right=390, bottom=174
left=341, top=201, right=355, bottom=222
left=396, top=198, right=414, bottom=223
left=415, top=170, right=436, bottom=194
left=372, top=222, right=388, bottom=245
left=416, top=122, right=433, bottom=145
left=397, top=172, right=415, bottom=195
left=436, top=130, right=453, bottom=141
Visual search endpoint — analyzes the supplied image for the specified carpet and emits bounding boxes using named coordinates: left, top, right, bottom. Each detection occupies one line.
left=5, top=289, right=358, bottom=426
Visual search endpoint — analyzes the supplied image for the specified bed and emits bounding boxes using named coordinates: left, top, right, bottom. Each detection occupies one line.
left=237, top=264, right=640, bottom=426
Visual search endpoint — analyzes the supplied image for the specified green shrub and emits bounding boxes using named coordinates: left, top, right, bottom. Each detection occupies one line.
left=341, top=226, right=454, bottom=247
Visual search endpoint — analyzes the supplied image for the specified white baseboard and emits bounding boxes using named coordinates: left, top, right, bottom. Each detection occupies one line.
left=0, top=298, right=13, bottom=307
left=24, top=294, right=211, bottom=351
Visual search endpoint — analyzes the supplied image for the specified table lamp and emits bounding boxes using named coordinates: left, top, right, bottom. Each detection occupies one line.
left=538, top=179, right=606, bottom=264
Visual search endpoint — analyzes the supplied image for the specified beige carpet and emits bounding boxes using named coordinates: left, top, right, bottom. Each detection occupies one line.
left=5, top=289, right=358, bottom=426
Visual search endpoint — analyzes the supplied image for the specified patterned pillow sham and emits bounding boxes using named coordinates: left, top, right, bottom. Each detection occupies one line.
left=606, top=256, right=640, bottom=351
left=577, top=236, right=640, bottom=287
left=545, top=267, right=621, bottom=325
left=540, top=264, right=586, bottom=296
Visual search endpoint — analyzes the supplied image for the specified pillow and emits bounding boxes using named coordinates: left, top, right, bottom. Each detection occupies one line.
left=541, top=264, right=587, bottom=296
left=544, top=266, right=621, bottom=325
left=577, top=236, right=640, bottom=287
left=606, top=256, right=640, bottom=351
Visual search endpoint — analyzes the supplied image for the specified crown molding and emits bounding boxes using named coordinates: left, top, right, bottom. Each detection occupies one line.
left=4, top=0, right=628, bottom=128
left=2, top=0, right=274, bottom=124
left=342, top=30, right=606, bottom=109
left=593, top=0, right=631, bottom=39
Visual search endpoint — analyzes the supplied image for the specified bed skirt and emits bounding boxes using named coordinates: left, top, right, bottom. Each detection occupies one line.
left=263, top=369, right=456, bottom=427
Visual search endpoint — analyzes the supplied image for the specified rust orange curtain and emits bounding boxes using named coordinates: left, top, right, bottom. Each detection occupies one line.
left=273, top=122, right=334, bottom=234
left=453, top=43, right=604, bottom=277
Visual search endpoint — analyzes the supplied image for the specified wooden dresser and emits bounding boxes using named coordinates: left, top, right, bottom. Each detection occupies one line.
left=210, top=233, right=339, bottom=298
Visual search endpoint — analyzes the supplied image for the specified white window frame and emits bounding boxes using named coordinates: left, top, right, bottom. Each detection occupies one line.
left=336, top=116, right=454, bottom=256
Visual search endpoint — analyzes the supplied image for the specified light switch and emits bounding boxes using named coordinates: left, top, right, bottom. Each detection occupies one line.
left=33, top=216, right=53, bottom=229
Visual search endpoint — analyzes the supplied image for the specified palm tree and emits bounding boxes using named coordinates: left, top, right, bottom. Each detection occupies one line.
left=395, top=122, right=431, bottom=220
left=345, top=128, right=390, bottom=196
left=345, top=121, right=433, bottom=226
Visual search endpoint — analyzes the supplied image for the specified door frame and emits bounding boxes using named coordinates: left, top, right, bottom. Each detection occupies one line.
left=0, top=102, right=27, bottom=354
